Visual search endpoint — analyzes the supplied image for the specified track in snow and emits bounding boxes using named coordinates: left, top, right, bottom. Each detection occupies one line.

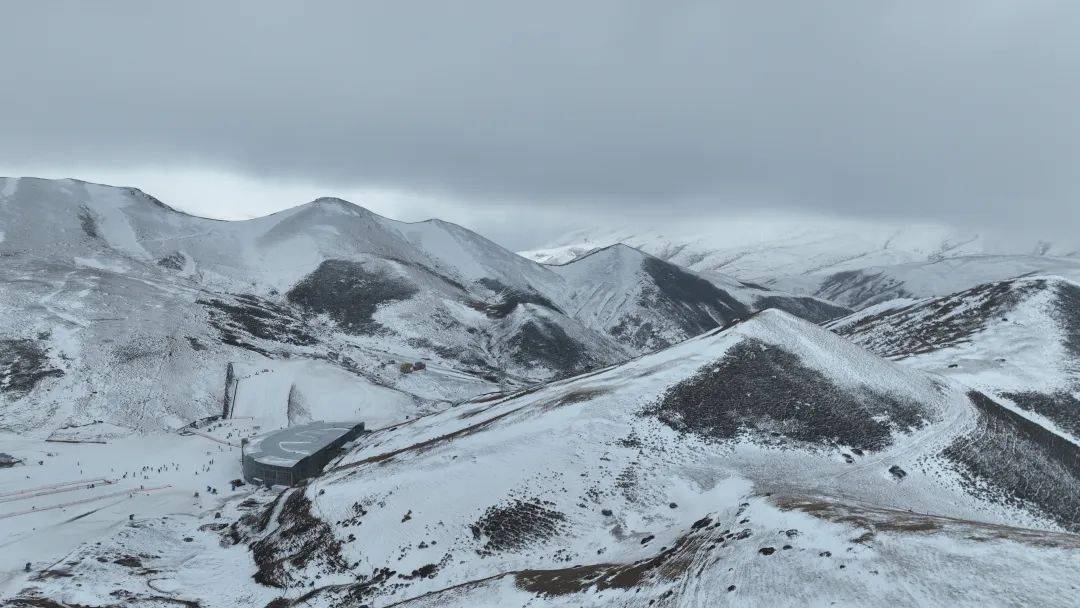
left=0, top=478, right=113, bottom=502
left=0, top=485, right=172, bottom=519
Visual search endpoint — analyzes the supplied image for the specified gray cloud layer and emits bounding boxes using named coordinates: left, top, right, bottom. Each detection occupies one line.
left=4, top=1, right=1079, bottom=243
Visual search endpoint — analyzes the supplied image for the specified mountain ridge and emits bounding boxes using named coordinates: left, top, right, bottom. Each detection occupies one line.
left=0, top=177, right=848, bottom=436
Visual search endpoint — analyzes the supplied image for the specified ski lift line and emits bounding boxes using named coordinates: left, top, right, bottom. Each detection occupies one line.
left=0, top=478, right=113, bottom=499
left=0, top=485, right=172, bottom=519
left=0, top=480, right=118, bottom=504
left=182, top=428, right=241, bottom=447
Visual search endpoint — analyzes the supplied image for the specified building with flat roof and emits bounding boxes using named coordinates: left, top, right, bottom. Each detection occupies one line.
left=241, top=420, right=365, bottom=486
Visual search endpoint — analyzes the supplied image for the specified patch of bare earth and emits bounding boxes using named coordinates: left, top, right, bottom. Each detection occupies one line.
left=773, top=494, right=1080, bottom=548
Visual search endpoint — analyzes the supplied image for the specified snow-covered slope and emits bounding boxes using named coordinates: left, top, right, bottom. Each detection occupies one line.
left=784, top=255, right=1080, bottom=309
left=0, top=178, right=859, bottom=438
left=523, top=219, right=1080, bottom=311
left=551, top=244, right=848, bottom=352
left=0, top=177, right=578, bottom=436
left=832, top=276, right=1080, bottom=444
left=7, top=177, right=1079, bottom=607
left=16, top=310, right=1079, bottom=607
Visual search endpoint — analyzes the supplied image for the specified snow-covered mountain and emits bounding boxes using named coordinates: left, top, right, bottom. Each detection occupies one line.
left=832, top=276, right=1080, bottom=443
left=520, top=218, right=990, bottom=279
left=5, top=177, right=1080, bottom=607
left=0, top=178, right=846, bottom=436
left=17, top=310, right=1079, bottom=606
left=549, top=244, right=848, bottom=352
left=779, top=255, right=1080, bottom=309
left=522, top=219, right=1080, bottom=311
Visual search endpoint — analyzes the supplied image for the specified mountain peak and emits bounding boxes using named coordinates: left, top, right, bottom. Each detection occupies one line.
left=295, top=196, right=373, bottom=215
left=555, top=242, right=651, bottom=267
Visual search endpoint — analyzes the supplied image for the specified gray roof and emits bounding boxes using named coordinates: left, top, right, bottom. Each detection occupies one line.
left=245, top=421, right=363, bottom=467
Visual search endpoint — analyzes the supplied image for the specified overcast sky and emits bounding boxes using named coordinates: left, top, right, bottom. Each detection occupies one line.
left=2, top=1, right=1078, bottom=249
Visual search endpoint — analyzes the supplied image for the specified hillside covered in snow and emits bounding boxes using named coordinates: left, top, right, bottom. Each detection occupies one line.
left=832, top=276, right=1080, bottom=444
left=10, top=310, right=1080, bottom=607
left=521, top=220, right=1080, bottom=311
left=3, top=177, right=1080, bottom=607
left=0, top=177, right=847, bottom=438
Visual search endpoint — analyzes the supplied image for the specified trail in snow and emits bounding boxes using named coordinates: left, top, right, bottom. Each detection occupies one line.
left=0, top=485, right=172, bottom=519
left=0, top=479, right=116, bottom=504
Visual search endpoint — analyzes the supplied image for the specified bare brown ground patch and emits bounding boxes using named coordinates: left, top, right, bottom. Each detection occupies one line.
left=330, top=405, right=528, bottom=471
left=515, top=524, right=715, bottom=596
left=773, top=494, right=1080, bottom=548
left=535, top=386, right=611, bottom=412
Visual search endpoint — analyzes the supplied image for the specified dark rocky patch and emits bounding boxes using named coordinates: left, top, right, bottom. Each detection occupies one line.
left=515, top=521, right=714, bottom=597
left=399, top=563, right=439, bottom=580
left=648, top=339, right=926, bottom=451
left=0, top=339, right=64, bottom=398
left=9, top=594, right=199, bottom=608
left=272, top=566, right=397, bottom=608
left=199, top=294, right=318, bottom=355
left=1053, top=281, right=1080, bottom=361
left=691, top=517, right=712, bottom=530
left=836, top=279, right=1042, bottom=359
left=944, top=391, right=1080, bottom=532
left=0, top=452, right=22, bottom=467
left=156, top=251, right=186, bottom=270
left=642, top=258, right=749, bottom=318
left=630, top=257, right=750, bottom=348
left=538, top=387, right=610, bottom=412
left=286, top=259, right=418, bottom=334
left=889, top=465, right=907, bottom=480
left=476, top=278, right=563, bottom=318
left=815, top=270, right=912, bottom=309
left=113, top=555, right=142, bottom=568
left=508, top=318, right=592, bottom=375
left=1002, top=391, right=1080, bottom=440
left=78, top=204, right=99, bottom=238
left=470, top=500, right=566, bottom=554
left=249, top=490, right=349, bottom=589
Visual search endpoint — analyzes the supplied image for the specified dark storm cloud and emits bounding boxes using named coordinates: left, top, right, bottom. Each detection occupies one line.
left=3, top=1, right=1079, bottom=236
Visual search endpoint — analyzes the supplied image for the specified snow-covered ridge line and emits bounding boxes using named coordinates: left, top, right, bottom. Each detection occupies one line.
left=0, top=177, right=854, bottom=439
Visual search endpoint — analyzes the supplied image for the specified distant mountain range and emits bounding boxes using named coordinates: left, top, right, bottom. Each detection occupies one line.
left=521, top=221, right=1080, bottom=309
